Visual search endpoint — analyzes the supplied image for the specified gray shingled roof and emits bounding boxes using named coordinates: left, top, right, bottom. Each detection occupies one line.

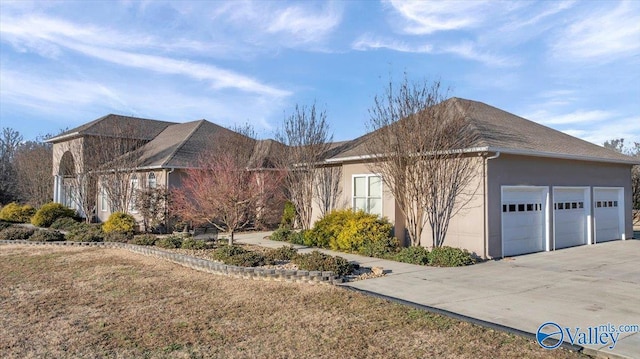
left=327, top=97, right=638, bottom=164
left=136, top=120, right=258, bottom=169
left=47, top=114, right=176, bottom=143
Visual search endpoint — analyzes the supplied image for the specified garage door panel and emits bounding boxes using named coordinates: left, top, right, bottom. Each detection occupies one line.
left=594, top=188, right=622, bottom=243
left=502, top=187, right=546, bottom=257
left=553, top=188, right=588, bottom=249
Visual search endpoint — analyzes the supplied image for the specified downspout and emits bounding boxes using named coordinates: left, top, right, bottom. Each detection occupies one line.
left=483, top=152, right=501, bottom=259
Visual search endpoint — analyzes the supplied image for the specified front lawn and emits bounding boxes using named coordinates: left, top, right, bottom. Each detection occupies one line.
left=0, top=245, right=585, bottom=358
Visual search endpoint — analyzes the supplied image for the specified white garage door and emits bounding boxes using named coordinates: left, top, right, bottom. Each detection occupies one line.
left=502, top=187, right=548, bottom=256
left=553, top=187, right=589, bottom=249
left=594, top=188, right=623, bottom=243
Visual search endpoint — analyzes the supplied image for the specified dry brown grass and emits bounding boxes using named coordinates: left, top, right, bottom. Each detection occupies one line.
left=0, top=245, right=587, bottom=359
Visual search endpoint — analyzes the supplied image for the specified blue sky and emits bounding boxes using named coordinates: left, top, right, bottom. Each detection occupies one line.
left=1, top=0, right=639, bottom=146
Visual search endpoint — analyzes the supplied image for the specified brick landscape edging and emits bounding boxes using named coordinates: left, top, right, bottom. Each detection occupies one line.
left=0, top=240, right=342, bottom=284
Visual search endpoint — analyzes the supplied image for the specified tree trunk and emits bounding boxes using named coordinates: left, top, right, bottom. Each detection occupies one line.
left=228, top=230, right=234, bottom=246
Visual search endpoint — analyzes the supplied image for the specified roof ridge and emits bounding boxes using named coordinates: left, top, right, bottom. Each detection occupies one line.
left=162, top=120, right=207, bottom=167
left=450, top=98, right=488, bottom=148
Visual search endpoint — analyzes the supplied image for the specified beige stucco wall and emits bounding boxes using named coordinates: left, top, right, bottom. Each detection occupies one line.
left=486, top=154, right=634, bottom=258
left=418, top=156, right=486, bottom=256
left=52, top=138, right=85, bottom=176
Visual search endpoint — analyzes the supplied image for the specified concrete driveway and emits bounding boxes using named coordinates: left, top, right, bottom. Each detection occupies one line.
left=344, top=240, right=640, bottom=358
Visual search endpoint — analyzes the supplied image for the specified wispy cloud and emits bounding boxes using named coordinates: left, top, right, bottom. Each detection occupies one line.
left=531, top=109, right=615, bottom=125
left=352, top=34, right=432, bottom=53
left=0, top=14, right=290, bottom=97
left=387, top=0, right=491, bottom=35
left=551, top=1, right=640, bottom=62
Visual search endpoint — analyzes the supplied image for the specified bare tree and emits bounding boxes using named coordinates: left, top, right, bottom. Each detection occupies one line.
left=366, top=76, right=479, bottom=247
left=276, top=103, right=333, bottom=230
left=605, top=138, right=640, bottom=216
left=172, top=152, right=283, bottom=244
left=135, top=185, right=169, bottom=233
left=13, top=138, right=53, bottom=207
left=0, top=128, right=23, bottom=204
left=314, top=166, right=343, bottom=217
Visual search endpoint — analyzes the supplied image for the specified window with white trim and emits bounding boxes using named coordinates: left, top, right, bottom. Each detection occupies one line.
left=148, top=172, right=157, bottom=189
left=353, top=175, right=382, bottom=216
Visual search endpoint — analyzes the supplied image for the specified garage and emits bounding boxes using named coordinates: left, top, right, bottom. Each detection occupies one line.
left=501, top=186, right=548, bottom=256
left=553, top=187, right=590, bottom=249
left=593, top=187, right=624, bottom=243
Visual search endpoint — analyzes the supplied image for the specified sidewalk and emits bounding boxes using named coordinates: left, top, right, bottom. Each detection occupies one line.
left=234, top=231, right=640, bottom=359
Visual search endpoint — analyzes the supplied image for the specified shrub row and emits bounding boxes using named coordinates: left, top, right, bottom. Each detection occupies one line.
left=0, top=203, right=36, bottom=223
left=393, top=246, right=475, bottom=267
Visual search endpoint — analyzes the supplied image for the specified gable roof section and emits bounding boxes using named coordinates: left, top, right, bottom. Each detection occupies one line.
left=327, top=98, right=638, bottom=165
left=47, top=114, right=176, bottom=143
left=135, top=120, right=258, bottom=169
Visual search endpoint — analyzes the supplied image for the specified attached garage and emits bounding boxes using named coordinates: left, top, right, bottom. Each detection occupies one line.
left=553, top=187, right=590, bottom=249
left=593, top=187, right=625, bottom=243
left=501, top=186, right=548, bottom=257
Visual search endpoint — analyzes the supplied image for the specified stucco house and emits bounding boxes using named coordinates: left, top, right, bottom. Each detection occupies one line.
left=48, top=98, right=638, bottom=258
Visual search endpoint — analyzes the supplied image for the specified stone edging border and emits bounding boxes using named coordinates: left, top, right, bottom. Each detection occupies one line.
left=0, top=240, right=342, bottom=284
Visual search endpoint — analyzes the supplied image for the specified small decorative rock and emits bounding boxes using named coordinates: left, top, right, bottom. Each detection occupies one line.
left=372, top=266, right=384, bottom=276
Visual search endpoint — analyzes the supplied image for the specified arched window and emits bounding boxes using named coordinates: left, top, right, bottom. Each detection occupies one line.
left=148, top=172, right=157, bottom=189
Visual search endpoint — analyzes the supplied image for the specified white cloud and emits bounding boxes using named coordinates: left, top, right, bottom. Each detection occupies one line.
left=0, top=14, right=290, bottom=98
left=527, top=109, right=614, bottom=126
left=441, top=42, right=518, bottom=67
left=387, top=0, right=490, bottom=34
left=551, top=1, right=640, bottom=62
left=352, top=34, right=432, bottom=53
left=266, top=4, right=342, bottom=43
left=563, top=116, right=640, bottom=145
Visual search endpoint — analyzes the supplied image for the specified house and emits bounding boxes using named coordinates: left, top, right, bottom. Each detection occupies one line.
left=311, top=98, right=638, bottom=258
left=48, top=98, right=638, bottom=258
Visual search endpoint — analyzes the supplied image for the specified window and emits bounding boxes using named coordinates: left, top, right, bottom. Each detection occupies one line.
left=129, top=175, right=139, bottom=212
left=353, top=175, right=382, bottom=216
left=100, top=187, right=107, bottom=211
left=148, top=172, right=157, bottom=189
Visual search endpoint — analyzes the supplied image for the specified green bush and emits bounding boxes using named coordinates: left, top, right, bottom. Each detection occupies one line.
left=181, top=238, right=209, bottom=250
left=66, top=223, right=104, bottom=242
left=0, top=220, right=12, bottom=231
left=265, top=245, right=298, bottom=262
left=131, top=234, right=157, bottom=246
left=269, top=227, right=292, bottom=242
left=102, top=212, right=136, bottom=234
left=50, top=217, right=80, bottom=231
left=0, top=202, right=36, bottom=223
left=0, top=226, right=35, bottom=240
left=280, top=201, right=296, bottom=229
left=394, top=246, right=430, bottom=265
left=155, top=235, right=183, bottom=249
left=358, top=236, right=401, bottom=258
left=29, top=229, right=65, bottom=242
left=210, top=245, right=266, bottom=267
left=292, top=250, right=353, bottom=276
left=30, top=202, right=75, bottom=227
left=103, top=231, right=133, bottom=243
left=306, top=210, right=394, bottom=253
left=428, top=246, right=476, bottom=267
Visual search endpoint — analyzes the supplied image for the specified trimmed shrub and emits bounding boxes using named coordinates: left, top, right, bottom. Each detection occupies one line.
left=306, top=210, right=394, bottom=253
left=292, top=250, right=353, bottom=276
left=104, top=231, right=133, bottom=243
left=132, top=234, right=157, bottom=246
left=31, top=203, right=75, bottom=227
left=358, top=236, right=401, bottom=258
left=66, top=223, right=104, bottom=242
left=0, top=202, right=36, bottom=223
left=280, top=201, right=296, bottom=229
left=0, top=226, right=35, bottom=240
left=155, top=235, right=183, bottom=249
left=102, top=212, right=136, bottom=234
left=394, top=246, right=430, bottom=265
left=210, top=245, right=266, bottom=267
left=428, top=246, right=476, bottom=267
left=29, top=229, right=65, bottom=242
left=181, top=238, right=209, bottom=250
left=50, top=217, right=80, bottom=231
left=270, top=227, right=292, bottom=242
left=265, top=245, right=298, bottom=262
